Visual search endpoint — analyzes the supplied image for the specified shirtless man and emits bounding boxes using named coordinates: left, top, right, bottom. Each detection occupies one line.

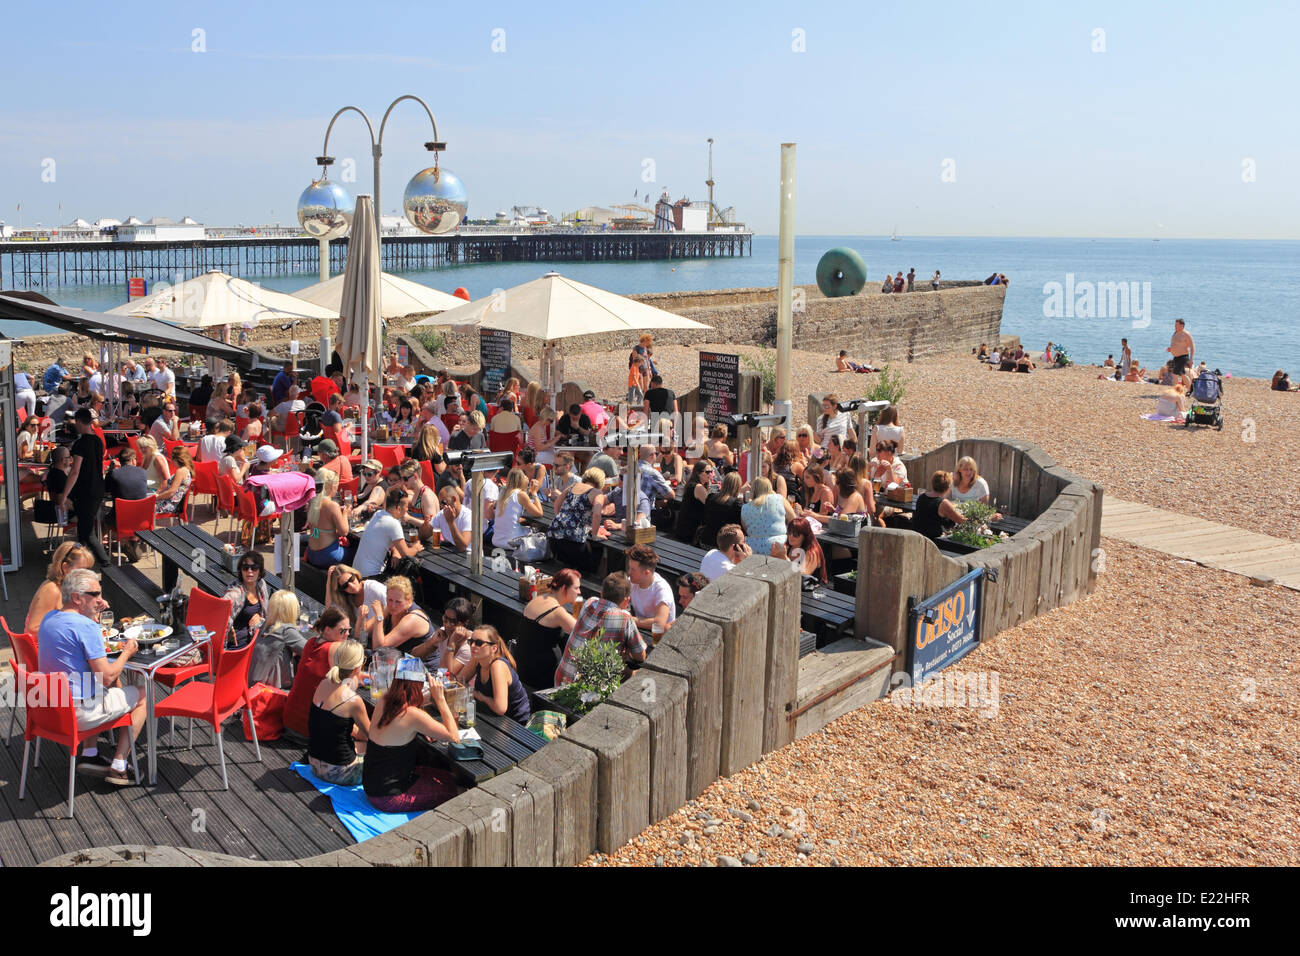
left=1167, top=319, right=1194, bottom=376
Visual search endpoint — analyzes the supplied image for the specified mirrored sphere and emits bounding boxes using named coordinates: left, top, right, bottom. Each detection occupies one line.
left=297, top=179, right=353, bottom=239
left=403, top=166, right=467, bottom=235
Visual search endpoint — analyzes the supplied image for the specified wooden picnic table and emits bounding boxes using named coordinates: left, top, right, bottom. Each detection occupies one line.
left=136, top=524, right=325, bottom=620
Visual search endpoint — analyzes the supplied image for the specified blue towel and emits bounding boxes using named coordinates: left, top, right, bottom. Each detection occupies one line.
left=291, top=763, right=422, bottom=842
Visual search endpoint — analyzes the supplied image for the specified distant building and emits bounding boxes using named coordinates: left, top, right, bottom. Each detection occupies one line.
left=115, top=216, right=205, bottom=242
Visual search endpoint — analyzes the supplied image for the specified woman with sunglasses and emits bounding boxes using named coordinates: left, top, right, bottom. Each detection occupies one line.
left=25, top=542, right=93, bottom=635
left=674, top=460, right=714, bottom=546
left=284, top=606, right=354, bottom=738
left=353, top=459, right=388, bottom=519
left=325, top=564, right=387, bottom=643
left=224, top=549, right=271, bottom=647
left=363, top=658, right=461, bottom=812
left=467, top=625, right=531, bottom=724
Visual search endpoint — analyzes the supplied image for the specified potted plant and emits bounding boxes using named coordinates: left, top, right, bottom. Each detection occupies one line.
left=833, top=568, right=857, bottom=595
left=533, top=636, right=626, bottom=721
left=945, top=501, right=1006, bottom=551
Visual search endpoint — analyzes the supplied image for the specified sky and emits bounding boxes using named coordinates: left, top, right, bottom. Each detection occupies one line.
left=1, top=0, right=1297, bottom=238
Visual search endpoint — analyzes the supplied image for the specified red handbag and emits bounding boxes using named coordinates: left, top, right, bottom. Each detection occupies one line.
left=242, top=682, right=290, bottom=741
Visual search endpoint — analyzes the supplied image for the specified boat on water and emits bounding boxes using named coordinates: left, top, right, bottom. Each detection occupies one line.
left=890, top=226, right=901, bottom=241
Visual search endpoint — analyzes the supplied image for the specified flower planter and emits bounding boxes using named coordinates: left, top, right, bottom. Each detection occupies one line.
left=530, top=687, right=583, bottom=725
left=833, top=571, right=857, bottom=595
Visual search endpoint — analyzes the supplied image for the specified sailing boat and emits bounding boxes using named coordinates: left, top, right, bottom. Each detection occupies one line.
left=890, top=226, right=901, bottom=241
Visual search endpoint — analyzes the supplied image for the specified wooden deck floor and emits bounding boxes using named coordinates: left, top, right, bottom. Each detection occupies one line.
left=1102, top=496, right=1300, bottom=590
left=0, top=693, right=353, bottom=866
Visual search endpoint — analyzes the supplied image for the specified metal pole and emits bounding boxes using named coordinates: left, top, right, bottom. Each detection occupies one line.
left=469, top=470, right=483, bottom=576
left=624, top=447, right=638, bottom=532
left=748, top=424, right=762, bottom=487
left=359, top=369, right=369, bottom=460
left=774, top=143, right=796, bottom=429
left=318, top=239, right=330, bottom=374
left=280, top=515, right=296, bottom=593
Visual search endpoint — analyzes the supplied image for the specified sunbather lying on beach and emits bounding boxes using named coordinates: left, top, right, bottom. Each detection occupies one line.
left=835, top=350, right=879, bottom=373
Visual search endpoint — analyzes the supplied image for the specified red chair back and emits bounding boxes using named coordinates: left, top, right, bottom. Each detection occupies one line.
left=192, top=459, right=220, bottom=497
left=21, top=667, right=79, bottom=741
left=372, top=444, right=405, bottom=469
left=212, top=638, right=257, bottom=716
left=234, top=416, right=250, bottom=436
left=338, top=476, right=360, bottom=499
left=441, top=413, right=462, bottom=434
left=186, top=589, right=233, bottom=664
left=163, top=438, right=184, bottom=458
left=420, top=458, right=435, bottom=488
left=234, top=484, right=259, bottom=523
left=114, top=495, right=157, bottom=541
left=285, top=411, right=303, bottom=440
left=127, top=434, right=141, bottom=457
left=2, top=616, right=38, bottom=669
left=181, top=441, right=199, bottom=458
left=17, top=405, right=27, bottom=425
left=216, top=473, right=236, bottom=516
left=488, top=429, right=522, bottom=457
left=188, top=404, right=208, bottom=423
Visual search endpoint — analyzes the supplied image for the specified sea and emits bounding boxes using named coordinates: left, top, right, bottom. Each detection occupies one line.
left=7, top=236, right=1297, bottom=381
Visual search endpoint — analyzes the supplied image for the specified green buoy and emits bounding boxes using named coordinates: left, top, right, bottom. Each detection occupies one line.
left=816, top=247, right=868, bottom=297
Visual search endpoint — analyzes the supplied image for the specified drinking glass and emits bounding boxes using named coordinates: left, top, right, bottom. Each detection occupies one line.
left=100, top=611, right=115, bottom=633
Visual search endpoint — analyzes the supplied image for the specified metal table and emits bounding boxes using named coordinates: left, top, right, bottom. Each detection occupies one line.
left=117, top=629, right=213, bottom=786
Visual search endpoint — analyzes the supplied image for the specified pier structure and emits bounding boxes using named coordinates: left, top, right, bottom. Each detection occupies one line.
left=0, top=230, right=751, bottom=289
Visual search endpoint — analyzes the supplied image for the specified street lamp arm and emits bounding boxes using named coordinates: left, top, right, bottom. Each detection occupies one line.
left=321, top=106, right=378, bottom=159
left=378, top=94, right=440, bottom=148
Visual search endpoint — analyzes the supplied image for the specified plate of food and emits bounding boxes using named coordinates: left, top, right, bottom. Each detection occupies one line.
left=122, top=622, right=174, bottom=646
left=100, top=626, right=121, bottom=642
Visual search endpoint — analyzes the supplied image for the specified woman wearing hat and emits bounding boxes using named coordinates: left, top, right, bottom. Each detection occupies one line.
left=363, top=657, right=461, bottom=812
left=354, top=458, right=387, bottom=519
left=308, top=640, right=370, bottom=785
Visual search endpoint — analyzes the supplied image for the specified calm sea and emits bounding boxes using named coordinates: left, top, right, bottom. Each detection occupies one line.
left=8, top=236, right=1298, bottom=380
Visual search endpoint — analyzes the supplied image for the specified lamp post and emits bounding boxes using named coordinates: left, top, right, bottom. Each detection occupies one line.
left=298, top=94, right=467, bottom=372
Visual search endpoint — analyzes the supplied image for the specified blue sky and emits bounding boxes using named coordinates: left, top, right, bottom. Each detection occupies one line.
left=1, top=0, right=1296, bottom=237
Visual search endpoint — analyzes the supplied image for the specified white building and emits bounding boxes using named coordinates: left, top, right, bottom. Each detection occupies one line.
left=115, top=216, right=205, bottom=242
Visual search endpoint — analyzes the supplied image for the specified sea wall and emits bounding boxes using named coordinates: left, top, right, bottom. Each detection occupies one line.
left=9, top=282, right=1005, bottom=373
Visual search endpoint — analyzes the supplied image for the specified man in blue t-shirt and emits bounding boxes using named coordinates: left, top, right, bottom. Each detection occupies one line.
left=36, top=568, right=145, bottom=785
left=271, top=360, right=296, bottom=409
left=43, top=356, right=72, bottom=392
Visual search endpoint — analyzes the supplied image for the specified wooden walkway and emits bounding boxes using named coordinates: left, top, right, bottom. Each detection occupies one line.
left=1101, top=496, right=1300, bottom=590
left=0, top=695, right=354, bottom=866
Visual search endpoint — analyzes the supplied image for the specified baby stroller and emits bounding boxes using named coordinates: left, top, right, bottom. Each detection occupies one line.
left=1185, top=368, right=1224, bottom=430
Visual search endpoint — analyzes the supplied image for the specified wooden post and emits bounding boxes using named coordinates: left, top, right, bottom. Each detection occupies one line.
left=518, top=739, right=598, bottom=867
left=561, top=703, right=651, bottom=853
left=478, top=767, right=556, bottom=868
left=434, top=788, right=514, bottom=867
left=729, top=555, right=801, bottom=754
left=609, top=669, right=690, bottom=824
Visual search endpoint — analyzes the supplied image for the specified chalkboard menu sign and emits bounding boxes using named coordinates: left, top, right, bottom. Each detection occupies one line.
left=479, top=329, right=511, bottom=395
left=698, top=351, right=740, bottom=426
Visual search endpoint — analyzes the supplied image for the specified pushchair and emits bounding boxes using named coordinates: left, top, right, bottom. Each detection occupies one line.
left=1185, top=368, right=1224, bottom=430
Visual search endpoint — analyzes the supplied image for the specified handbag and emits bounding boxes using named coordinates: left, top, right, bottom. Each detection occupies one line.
left=512, top=532, right=550, bottom=562
left=241, top=682, right=289, bottom=741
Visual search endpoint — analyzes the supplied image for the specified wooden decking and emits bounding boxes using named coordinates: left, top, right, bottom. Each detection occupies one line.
left=0, top=696, right=353, bottom=867
left=1101, top=496, right=1300, bottom=590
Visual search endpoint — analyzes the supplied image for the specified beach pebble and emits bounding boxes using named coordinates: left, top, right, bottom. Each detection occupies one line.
left=717, top=855, right=743, bottom=868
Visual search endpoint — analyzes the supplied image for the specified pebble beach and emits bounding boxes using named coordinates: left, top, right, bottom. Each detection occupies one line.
left=549, top=344, right=1300, bottom=867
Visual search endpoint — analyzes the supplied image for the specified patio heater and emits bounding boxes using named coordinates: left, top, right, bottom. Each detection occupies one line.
left=602, top=428, right=674, bottom=531
left=727, top=411, right=789, bottom=487
left=447, top=449, right=515, bottom=576
left=837, top=399, right=893, bottom=452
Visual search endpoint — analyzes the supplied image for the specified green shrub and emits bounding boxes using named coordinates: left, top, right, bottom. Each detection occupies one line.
left=549, top=637, right=625, bottom=715
left=409, top=329, right=445, bottom=357
left=864, top=364, right=909, bottom=406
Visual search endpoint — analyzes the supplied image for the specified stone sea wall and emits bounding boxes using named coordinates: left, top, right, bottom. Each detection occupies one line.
left=10, top=281, right=1005, bottom=374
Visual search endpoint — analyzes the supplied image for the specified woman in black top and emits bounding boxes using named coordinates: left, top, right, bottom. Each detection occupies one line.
left=674, top=460, right=713, bottom=545
left=308, top=640, right=370, bottom=785
left=518, top=570, right=580, bottom=688
left=373, top=575, right=436, bottom=655
left=700, top=471, right=744, bottom=552
left=912, top=470, right=968, bottom=542
left=467, top=626, right=532, bottom=724
left=188, top=374, right=214, bottom=412
left=363, top=660, right=461, bottom=812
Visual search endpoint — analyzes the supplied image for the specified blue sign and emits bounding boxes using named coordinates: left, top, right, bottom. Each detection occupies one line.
left=907, top=568, right=984, bottom=683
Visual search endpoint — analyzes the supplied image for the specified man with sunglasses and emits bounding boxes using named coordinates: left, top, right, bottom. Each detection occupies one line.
left=148, top=399, right=181, bottom=443
left=353, top=487, right=425, bottom=577
left=354, top=458, right=388, bottom=519
left=37, top=568, right=146, bottom=785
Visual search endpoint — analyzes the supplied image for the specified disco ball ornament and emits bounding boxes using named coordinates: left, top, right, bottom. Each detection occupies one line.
left=403, top=166, right=467, bottom=235
left=297, top=178, right=353, bottom=239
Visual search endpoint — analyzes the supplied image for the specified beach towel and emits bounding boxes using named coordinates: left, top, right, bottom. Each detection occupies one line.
left=291, top=762, right=422, bottom=842
left=247, top=471, right=316, bottom=512
left=1140, top=413, right=1181, bottom=423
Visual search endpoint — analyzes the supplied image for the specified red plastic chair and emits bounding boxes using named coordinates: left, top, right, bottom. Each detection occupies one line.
left=127, top=434, right=141, bottom=457
left=188, top=403, right=207, bottom=424
left=163, top=437, right=184, bottom=458
left=441, top=413, right=462, bottom=434
left=372, top=444, right=406, bottom=470
left=192, top=460, right=220, bottom=518
left=155, top=488, right=190, bottom=528
left=234, top=416, right=250, bottom=436
left=17, top=665, right=139, bottom=817
left=16, top=405, right=27, bottom=425
left=215, top=473, right=238, bottom=540
left=338, top=476, right=360, bottom=500
left=488, top=429, right=523, bottom=458
left=181, top=441, right=199, bottom=458
left=152, top=589, right=232, bottom=698
left=235, top=483, right=281, bottom=531
left=155, top=634, right=261, bottom=790
left=2, top=616, right=39, bottom=742
left=420, top=458, right=435, bottom=488
left=112, top=495, right=157, bottom=566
